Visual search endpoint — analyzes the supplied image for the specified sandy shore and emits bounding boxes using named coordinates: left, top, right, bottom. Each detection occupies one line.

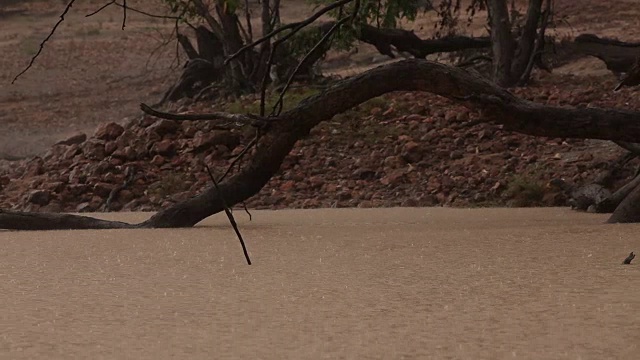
left=1, top=208, right=639, bottom=359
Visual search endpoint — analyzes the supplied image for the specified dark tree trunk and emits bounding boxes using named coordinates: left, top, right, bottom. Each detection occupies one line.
left=511, top=0, right=542, bottom=78
left=488, top=0, right=515, bottom=86
left=487, top=0, right=547, bottom=87
left=6, top=60, right=640, bottom=229
left=177, top=33, right=199, bottom=60
left=345, top=23, right=491, bottom=58
left=195, top=26, right=225, bottom=66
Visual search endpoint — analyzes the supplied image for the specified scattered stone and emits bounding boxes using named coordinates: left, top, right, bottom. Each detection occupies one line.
left=82, top=140, right=106, bottom=160
left=151, top=139, right=176, bottom=156
left=28, top=190, right=50, bottom=206
left=95, top=122, right=124, bottom=140
left=56, top=133, right=87, bottom=146
left=151, top=155, right=165, bottom=166
left=0, top=87, right=630, bottom=212
left=147, top=119, right=179, bottom=136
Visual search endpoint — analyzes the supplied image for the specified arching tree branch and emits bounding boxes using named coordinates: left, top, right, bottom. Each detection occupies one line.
left=5, top=59, right=640, bottom=230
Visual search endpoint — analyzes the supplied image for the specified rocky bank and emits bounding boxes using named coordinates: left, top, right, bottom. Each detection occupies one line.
left=0, top=73, right=638, bottom=214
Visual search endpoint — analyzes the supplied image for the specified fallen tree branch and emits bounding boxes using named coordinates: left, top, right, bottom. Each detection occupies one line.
left=140, top=103, right=266, bottom=127
left=0, top=209, right=137, bottom=230
left=355, top=24, right=491, bottom=58
left=9, top=59, right=640, bottom=230
left=574, top=34, right=640, bottom=74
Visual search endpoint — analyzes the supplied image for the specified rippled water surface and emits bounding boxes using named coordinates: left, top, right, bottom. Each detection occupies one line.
left=1, top=208, right=639, bottom=359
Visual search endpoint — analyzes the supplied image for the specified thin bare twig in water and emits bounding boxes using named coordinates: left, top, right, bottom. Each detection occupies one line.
left=623, top=252, right=635, bottom=265
left=205, top=165, right=252, bottom=265
left=242, top=202, right=253, bottom=221
left=12, top=0, right=77, bottom=84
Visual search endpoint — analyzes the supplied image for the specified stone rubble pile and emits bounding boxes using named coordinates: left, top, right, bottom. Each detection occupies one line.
left=0, top=88, right=632, bottom=213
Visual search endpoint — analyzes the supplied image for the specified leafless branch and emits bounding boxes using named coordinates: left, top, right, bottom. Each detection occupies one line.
left=86, top=0, right=182, bottom=20
left=205, top=165, right=252, bottom=265
left=12, top=0, right=77, bottom=84
left=121, top=0, right=127, bottom=29
left=225, top=0, right=355, bottom=65
left=85, top=0, right=115, bottom=17
left=139, top=103, right=267, bottom=127
left=272, top=15, right=353, bottom=116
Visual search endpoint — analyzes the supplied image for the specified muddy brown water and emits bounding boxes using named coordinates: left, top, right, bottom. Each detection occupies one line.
left=1, top=208, right=639, bottom=359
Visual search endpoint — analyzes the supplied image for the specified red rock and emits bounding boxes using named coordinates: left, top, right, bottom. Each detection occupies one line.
left=76, top=202, right=92, bottom=212
left=82, top=140, right=106, bottom=160
left=24, top=158, right=44, bottom=177
left=63, top=145, right=80, bottom=159
left=280, top=180, right=295, bottom=191
left=45, top=182, right=65, bottom=193
left=383, top=155, right=405, bottom=169
left=401, top=141, right=422, bottom=163
left=28, top=190, right=50, bottom=206
left=309, top=176, right=324, bottom=188
left=40, top=202, right=62, bottom=213
left=139, top=116, right=156, bottom=127
left=324, top=183, right=338, bottom=193
left=151, top=139, right=176, bottom=156
left=352, top=168, right=376, bottom=180
left=115, top=129, right=136, bottom=149
left=151, top=155, right=165, bottom=166
left=94, top=122, right=124, bottom=140
left=449, top=150, right=463, bottom=160
left=147, top=119, right=179, bottom=136
left=124, top=146, right=137, bottom=160
left=68, top=184, right=89, bottom=195
left=56, top=133, right=87, bottom=146
left=183, top=125, right=197, bottom=138
left=93, top=182, right=114, bottom=197
left=380, top=171, right=405, bottom=186
left=405, top=114, right=423, bottom=122
left=118, top=189, right=134, bottom=203
left=104, top=141, right=117, bottom=156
